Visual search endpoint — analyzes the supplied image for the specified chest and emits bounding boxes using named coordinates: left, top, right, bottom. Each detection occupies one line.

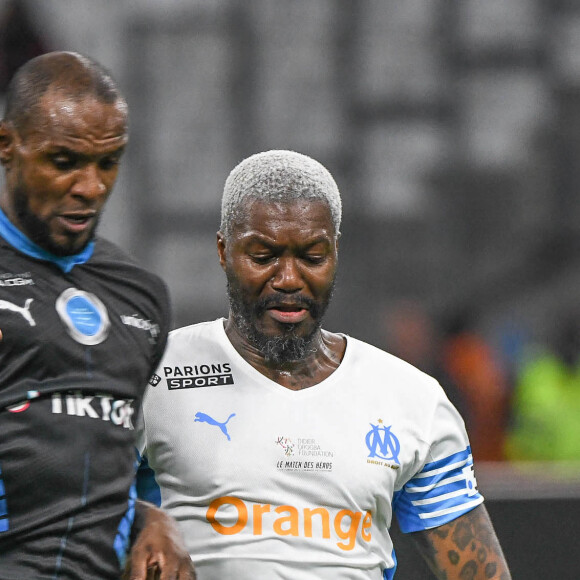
left=144, top=378, right=428, bottom=516
left=0, top=260, right=160, bottom=402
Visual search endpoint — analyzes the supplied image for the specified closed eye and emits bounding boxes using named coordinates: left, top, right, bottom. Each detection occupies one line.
left=99, top=154, right=122, bottom=171
left=303, top=254, right=326, bottom=264
left=250, top=253, right=275, bottom=265
left=50, top=153, right=78, bottom=171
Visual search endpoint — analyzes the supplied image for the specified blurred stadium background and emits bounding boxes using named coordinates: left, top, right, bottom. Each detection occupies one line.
left=1, top=0, right=579, bottom=576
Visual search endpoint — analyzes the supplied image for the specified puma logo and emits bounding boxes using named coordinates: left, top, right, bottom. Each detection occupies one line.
left=194, top=411, right=236, bottom=441
left=0, top=298, right=35, bottom=326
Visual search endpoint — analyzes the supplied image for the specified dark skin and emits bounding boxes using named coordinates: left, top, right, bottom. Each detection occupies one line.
left=411, top=504, right=511, bottom=579
left=0, top=88, right=127, bottom=256
left=0, top=54, right=194, bottom=580
left=218, top=198, right=511, bottom=579
left=217, top=198, right=346, bottom=389
left=124, top=501, right=196, bottom=580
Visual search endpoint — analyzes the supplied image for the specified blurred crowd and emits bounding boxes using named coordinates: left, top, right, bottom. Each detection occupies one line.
left=381, top=299, right=580, bottom=463
left=0, top=1, right=47, bottom=93
left=2, top=1, right=579, bottom=467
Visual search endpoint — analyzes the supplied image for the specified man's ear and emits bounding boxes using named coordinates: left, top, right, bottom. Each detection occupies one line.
left=217, top=231, right=227, bottom=271
left=0, top=122, right=15, bottom=166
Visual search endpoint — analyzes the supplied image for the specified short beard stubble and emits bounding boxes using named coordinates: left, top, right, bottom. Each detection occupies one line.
left=13, top=181, right=99, bottom=256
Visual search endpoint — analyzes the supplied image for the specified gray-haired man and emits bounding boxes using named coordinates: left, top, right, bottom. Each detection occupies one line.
left=137, top=150, right=511, bottom=580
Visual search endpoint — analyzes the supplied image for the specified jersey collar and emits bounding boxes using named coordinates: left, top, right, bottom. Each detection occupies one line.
left=0, top=207, right=94, bottom=273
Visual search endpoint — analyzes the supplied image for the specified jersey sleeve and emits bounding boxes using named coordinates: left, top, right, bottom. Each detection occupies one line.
left=133, top=275, right=169, bottom=508
left=134, top=395, right=162, bottom=507
left=148, top=279, right=171, bottom=376
left=393, top=391, right=484, bottom=533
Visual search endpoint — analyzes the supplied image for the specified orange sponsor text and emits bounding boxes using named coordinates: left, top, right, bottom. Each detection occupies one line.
left=206, top=495, right=372, bottom=551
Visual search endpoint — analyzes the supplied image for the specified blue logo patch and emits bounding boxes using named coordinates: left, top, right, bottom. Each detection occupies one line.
left=56, top=288, right=110, bottom=345
left=365, top=421, right=401, bottom=464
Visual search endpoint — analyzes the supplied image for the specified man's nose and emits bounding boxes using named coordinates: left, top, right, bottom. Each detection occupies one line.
left=271, top=257, right=304, bottom=292
left=70, top=164, right=107, bottom=199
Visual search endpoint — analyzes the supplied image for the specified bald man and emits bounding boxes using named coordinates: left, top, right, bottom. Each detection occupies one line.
left=137, top=150, right=511, bottom=579
left=0, top=52, right=194, bottom=579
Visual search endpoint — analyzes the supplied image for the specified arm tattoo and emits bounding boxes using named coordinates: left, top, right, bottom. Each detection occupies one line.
left=409, top=505, right=511, bottom=579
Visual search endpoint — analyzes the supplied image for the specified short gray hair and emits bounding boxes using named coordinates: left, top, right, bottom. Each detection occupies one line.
left=220, top=150, right=342, bottom=238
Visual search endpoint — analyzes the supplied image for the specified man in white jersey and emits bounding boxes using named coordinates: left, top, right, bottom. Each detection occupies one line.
left=137, top=150, right=511, bottom=579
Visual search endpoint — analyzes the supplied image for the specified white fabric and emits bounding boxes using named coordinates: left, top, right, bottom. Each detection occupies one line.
left=138, top=319, right=483, bottom=579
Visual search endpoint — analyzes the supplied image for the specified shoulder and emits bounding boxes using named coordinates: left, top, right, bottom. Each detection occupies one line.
left=339, top=334, right=451, bottom=420
left=91, top=236, right=135, bottom=262
left=157, top=319, right=229, bottom=373
left=89, top=237, right=169, bottom=294
left=90, top=237, right=155, bottom=274
left=345, top=335, right=441, bottom=388
left=168, top=319, right=224, bottom=345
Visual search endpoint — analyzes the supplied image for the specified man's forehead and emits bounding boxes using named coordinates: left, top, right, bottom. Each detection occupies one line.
left=36, top=86, right=123, bottom=119
left=232, top=198, right=336, bottom=237
left=26, top=90, right=128, bottom=141
left=242, top=197, right=332, bottom=217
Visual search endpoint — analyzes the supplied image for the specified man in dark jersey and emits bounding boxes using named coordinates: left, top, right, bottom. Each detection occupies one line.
left=0, top=52, right=195, bottom=579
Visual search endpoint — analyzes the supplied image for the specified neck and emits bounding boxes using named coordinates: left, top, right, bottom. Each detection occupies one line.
left=224, top=316, right=345, bottom=390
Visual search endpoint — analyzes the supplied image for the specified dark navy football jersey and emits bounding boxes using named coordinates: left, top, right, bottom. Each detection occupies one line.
left=0, top=212, right=171, bottom=579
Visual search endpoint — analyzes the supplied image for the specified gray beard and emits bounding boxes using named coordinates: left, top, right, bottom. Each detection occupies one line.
left=231, top=306, right=316, bottom=364
left=226, top=278, right=329, bottom=364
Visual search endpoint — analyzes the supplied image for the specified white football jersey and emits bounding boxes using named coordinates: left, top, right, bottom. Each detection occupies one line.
left=137, top=319, right=483, bottom=580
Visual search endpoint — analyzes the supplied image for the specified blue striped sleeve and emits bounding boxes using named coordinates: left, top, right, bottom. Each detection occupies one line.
left=382, top=549, right=397, bottom=580
left=393, top=446, right=483, bottom=532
